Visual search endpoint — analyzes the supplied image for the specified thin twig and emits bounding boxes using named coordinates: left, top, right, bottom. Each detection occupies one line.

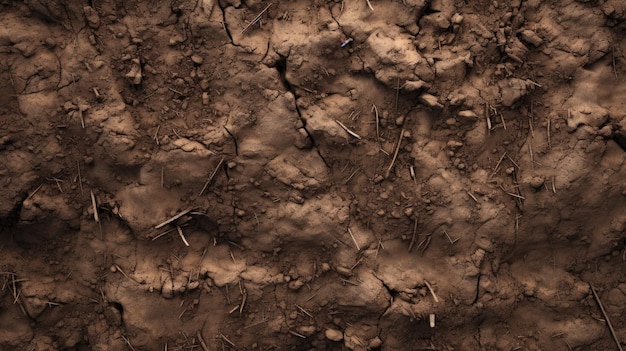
left=295, top=304, right=313, bottom=319
left=341, top=278, right=360, bottom=286
left=466, top=191, right=479, bottom=203
left=220, top=333, right=236, bottom=347
left=239, top=291, right=247, bottom=314
left=347, top=227, right=361, bottom=251
left=527, top=79, right=542, bottom=88
left=27, top=183, right=43, bottom=200
left=424, top=280, right=440, bottom=303
left=408, top=218, right=418, bottom=252
left=77, top=160, right=83, bottom=195
left=154, top=125, right=161, bottom=145
left=506, top=155, right=520, bottom=169
left=8, top=69, right=15, bottom=87
left=417, top=235, right=431, bottom=254
left=547, top=117, right=551, bottom=149
left=199, top=156, right=225, bottom=196
left=485, top=103, right=492, bottom=131
left=491, top=152, right=507, bottom=177
left=589, top=283, right=624, bottom=351
left=122, top=336, right=136, bottom=351
left=506, top=192, right=526, bottom=200
left=372, top=104, right=383, bottom=151
left=168, top=87, right=184, bottom=95
left=196, top=331, right=210, bottom=351
left=243, top=318, right=268, bottom=329
left=612, top=45, right=617, bottom=79
left=177, top=226, right=190, bottom=246
left=154, top=209, right=191, bottom=229
left=151, top=227, right=178, bottom=241
left=90, top=190, right=99, bottom=223
left=335, top=119, right=362, bottom=140
left=443, top=230, right=459, bottom=244
left=240, top=3, right=273, bottom=34
left=289, top=330, right=307, bottom=339
left=395, top=77, right=400, bottom=116
left=343, top=168, right=359, bottom=185
left=385, top=127, right=405, bottom=178
left=365, top=0, right=374, bottom=11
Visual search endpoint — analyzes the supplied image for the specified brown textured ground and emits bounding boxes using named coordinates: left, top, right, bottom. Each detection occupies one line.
left=1, top=0, right=626, bottom=350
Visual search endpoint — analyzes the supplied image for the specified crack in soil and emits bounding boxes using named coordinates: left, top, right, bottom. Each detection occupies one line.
left=274, top=54, right=330, bottom=168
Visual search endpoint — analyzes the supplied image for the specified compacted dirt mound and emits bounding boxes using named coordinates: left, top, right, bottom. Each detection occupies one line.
left=1, top=0, right=626, bottom=350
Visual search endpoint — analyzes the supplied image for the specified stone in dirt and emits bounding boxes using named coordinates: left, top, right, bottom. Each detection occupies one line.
left=325, top=328, right=344, bottom=341
left=83, top=6, right=100, bottom=29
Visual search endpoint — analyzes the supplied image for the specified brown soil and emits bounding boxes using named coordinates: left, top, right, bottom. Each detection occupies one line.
left=1, top=0, right=626, bottom=350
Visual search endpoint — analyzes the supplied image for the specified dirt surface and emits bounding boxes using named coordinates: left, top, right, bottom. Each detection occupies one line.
left=1, top=0, right=626, bottom=350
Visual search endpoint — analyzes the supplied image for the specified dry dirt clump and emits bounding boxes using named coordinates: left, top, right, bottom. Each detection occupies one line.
left=1, top=0, right=626, bottom=350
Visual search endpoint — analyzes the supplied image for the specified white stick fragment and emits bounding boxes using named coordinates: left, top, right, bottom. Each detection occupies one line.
left=240, top=3, right=273, bottom=34
left=177, top=226, right=190, bottom=247
left=486, top=103, right=492, bottom=131
left=199, top=156, right=225, bottom=196
left=347, top=227, right=361, bottom=251
left=424, top=279, right=440, bottom=303
left=335, top=119, right=362, bottom=140
left=90, top=190, right=99, bottom=223
left=196, top=331, right=210, bottom=351
left=429, top=313, right=436, bottom=328
left=155, top=209, right=192, bottom=229
left=466, top=191, right=479, bottom=203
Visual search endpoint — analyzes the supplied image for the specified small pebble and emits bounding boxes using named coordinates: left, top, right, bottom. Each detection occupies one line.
left=191, top=55, right=203, bottom=65
left=529, top=176, right=544, bottom=189
left=395, top=115, right=405, bottom=126
left=325, top=328, right=343, bottom=342
left=369, top=336, right=383, bottom=348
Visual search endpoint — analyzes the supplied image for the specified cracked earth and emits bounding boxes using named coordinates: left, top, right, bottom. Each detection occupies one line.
left=1, top=0, right=626, bottom=350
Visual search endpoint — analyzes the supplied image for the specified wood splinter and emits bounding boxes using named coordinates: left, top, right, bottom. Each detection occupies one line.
left=154, top=209, right=191, bottom=229
left=121, top=335, right=136, bottom=351
left=90, top=190, right=99, bottom=223
left=295, top=304, right=314, bottom=319
left=289, top=330, right=307, bottom=339
left=466, top=191, right=479, bottom=203
left=589, top=283, right=624, bottom=351
left=443, top=230, right=460, bottom=244
left=347, top=227, right=361, bottom=251
left=491, top=152, right=507, bottom=177
left=75, top=160, right=84, bottom=195
left=199, top=156, right=225, bottom=196
left=241, top=3, right=273, bottom=34
left=196, top=331, right=210, bottom=351
left=372, top=104, right=383, bottom=151
left=385, top=127, right=405, bottom=179
left=219, top=333, right=236, bottom=348
left=424, top=279, right=440, bottom=303
left=335, top=119, right=362, bottom=140
left=408, top=218, right=418, bottom=252
left=177, top=226, right=190, bottom=247
left=547, top=117, right=551, bottom=149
